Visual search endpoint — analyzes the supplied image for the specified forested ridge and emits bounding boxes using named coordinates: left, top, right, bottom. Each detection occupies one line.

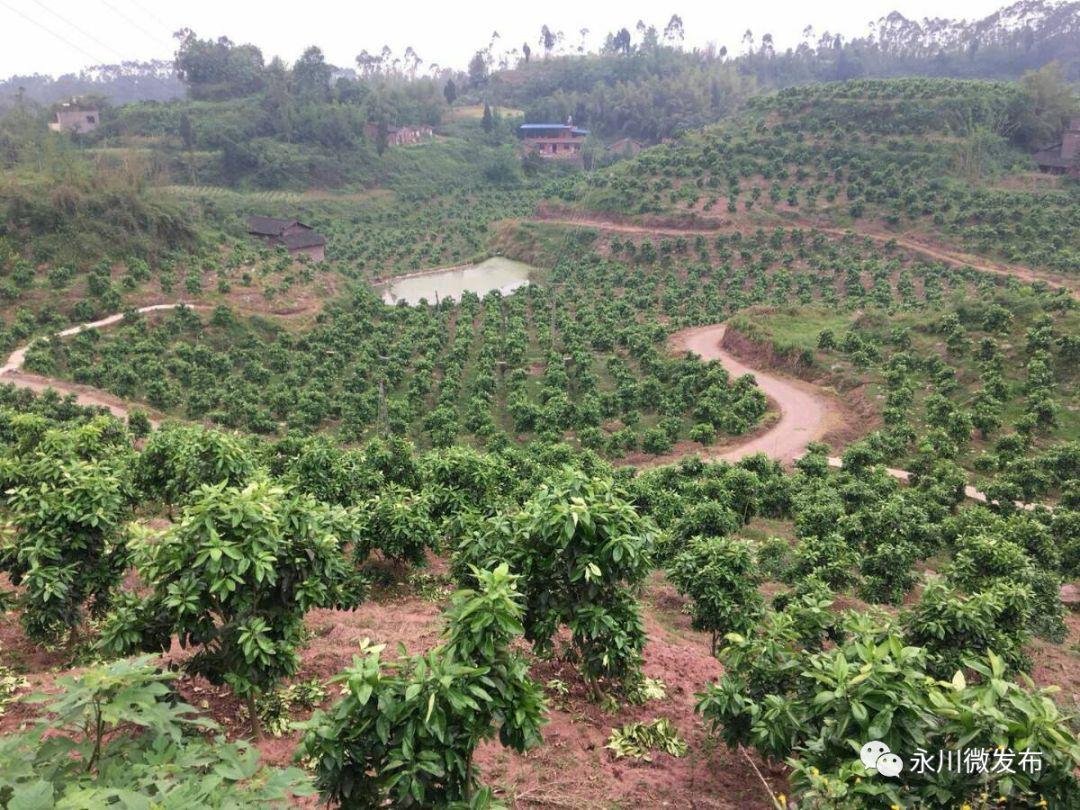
left=6, top=0, right=1078, bottom=142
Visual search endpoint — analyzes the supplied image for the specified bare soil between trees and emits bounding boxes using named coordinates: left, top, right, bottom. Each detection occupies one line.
left=0, top=321, right=1069, bottom=805
left=0, top=564, right=786, bottom=809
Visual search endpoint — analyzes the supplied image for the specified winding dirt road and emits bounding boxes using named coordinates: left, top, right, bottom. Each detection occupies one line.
left=0, top=304, right=1021, bottom=507
left=533, top=214, right=1079, bottom=298
left=670, top=324, right=832, bottom=464
left=670, top=323, right=1004, bottom=504
left=0, top=303, right=202, bottom=425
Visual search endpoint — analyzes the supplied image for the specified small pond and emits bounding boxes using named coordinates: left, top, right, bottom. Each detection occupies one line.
left=377, top=257, right=533, bottom=306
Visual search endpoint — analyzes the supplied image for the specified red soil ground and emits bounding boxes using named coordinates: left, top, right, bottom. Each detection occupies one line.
left=4, top=559, right=1078, bottom=808
left=0, top=568, right=785, bottom=809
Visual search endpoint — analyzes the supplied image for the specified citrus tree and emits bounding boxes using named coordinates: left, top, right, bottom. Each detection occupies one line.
left=100, top=481, right=364, bottom=734
left=135, top=424, right=256, bottom=507
left=698, top=609, right=1080, bottom=808
left=300, top=564, right=545, bottom=808
left=0, top=419, right=134, bottom=643
left=668, top=535, right=763, bottom=654
left=353, top=484, right=436, bottom=568
left=508, top=470, right=656, bottom=691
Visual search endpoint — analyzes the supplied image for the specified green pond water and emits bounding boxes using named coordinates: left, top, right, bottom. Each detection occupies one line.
left=377, top=257, right=533, bottom=305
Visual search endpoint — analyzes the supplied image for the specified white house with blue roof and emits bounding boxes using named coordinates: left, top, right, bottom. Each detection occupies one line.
left=519, top=118, right=589, bottom=159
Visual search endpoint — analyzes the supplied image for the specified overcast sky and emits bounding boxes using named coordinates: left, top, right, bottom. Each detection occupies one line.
left=0, top=0, right=1011, bottom=78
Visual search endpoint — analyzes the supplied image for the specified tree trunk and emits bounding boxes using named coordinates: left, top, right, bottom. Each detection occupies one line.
left=464, top=750, right=474, bottom=801
left=246, top=693, right=262, bottom=740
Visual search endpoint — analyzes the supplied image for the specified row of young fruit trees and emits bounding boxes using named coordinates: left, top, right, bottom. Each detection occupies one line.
left=0, top=382, right=1078, bottom=808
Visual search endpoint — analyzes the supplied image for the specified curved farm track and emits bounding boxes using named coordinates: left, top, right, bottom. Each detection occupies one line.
left=531, top=213, right=1080, bottom=298
left=667, top=323, right=1026, bottom=506
left=666, top=325, right=836, bottom=465
left=0, top=304, right=1020, bottom=507
left=0, top=304, right=204, bottom=427
left=3, top=308, right=847, bottom=470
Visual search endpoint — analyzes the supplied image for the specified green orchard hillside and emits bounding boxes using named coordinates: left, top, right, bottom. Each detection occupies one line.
left=555, top=76, right=1079, bottom=277
left=1, top=10, right=1079, bottom=810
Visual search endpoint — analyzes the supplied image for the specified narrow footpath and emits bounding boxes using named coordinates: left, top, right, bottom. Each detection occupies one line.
left=0, top=303, right=202, bottom=425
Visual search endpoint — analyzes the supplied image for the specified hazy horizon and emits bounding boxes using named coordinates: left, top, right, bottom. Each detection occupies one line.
left=0, top=0, right=1012, bottom=79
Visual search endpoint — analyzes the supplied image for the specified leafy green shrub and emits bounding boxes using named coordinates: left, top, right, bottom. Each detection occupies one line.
left=668, top=536, right=763, bottom=654
left=0, top=443, right=131, bottom=642
left=362, top=435, right=421, bottom=489
left=421, top=445, right=508, bottom=522
left=789, top=533, right=860, bottom=590
left=641, top=426, right=673, bottom=455
left=127, top=409, right=151, bottom=438
left=689, top=422, right=716, bottom=445
left=450, top=511, right=515, bottom=589
left=903, top=578, right=1032, bottom=676
left=135, top=424, right=256, bottom=506
left=698, top=609, right=1080, bottom=808
left=947, top=533, right=1033, bottom=590
left=665, top=499, right=740, bottom=560
left=0, top=656, right=311, bottom=807
left=507, top=470, right=656, bottom=689
left=354, top=485, right=436, bottom=568
left=270, top=436, right=378, bottom=505
left=1054, top=508, right=1080, bottom=577
left=768, top=582, right=843, bottom=649
left=99, top=482, right=364, bottom=732
left=946, top=533, right=1066, bottom=643
left=795, top=442, right=831, bottom=478
left=792, top=483, right=846, bottom=541
left=300, top=565, right=545, bottom=808
left=737, top=454, right=792, bottom=517
left=858, top=538, right=920, bottom=605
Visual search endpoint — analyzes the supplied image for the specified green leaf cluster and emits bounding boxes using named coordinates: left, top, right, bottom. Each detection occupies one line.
left=300, top=564, right=545, bottom=808
left=697, top=608, right=1080, bottom=808
left=99, top=481, right=364, bottom=700
left=0, top=655, right=312, bottom=808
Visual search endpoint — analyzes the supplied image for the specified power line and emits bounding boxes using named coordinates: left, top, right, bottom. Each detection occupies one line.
left=29, top=0, right=129, bottom=63
left=98, top=0, right=167, bottom=47
left=18, top=0, right=349, bottom=197
left=122, top=0, right=175, bottom=38
left=0, top=0, right=112, bottom=66
left=77, top=5, right=347, bottom=192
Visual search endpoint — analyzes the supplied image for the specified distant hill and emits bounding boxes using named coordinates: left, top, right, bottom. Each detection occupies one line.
left=487, top=0, right=1079, bottom=142
left=556, top=77, right=1079, bottom=274
left=0, top=60, right=183, bottom=107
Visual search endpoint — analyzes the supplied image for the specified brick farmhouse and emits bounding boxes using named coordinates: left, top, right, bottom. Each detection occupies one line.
left=48, top=105, right=99, bottom=135
left=246, top=216, right=326, bottom=261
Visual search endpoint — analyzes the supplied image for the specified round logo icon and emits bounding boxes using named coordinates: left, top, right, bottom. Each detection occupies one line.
left=859, top=740, right=904, bottom=778
left=860, top=740, right=891, bottom=770
left=876, top=752, right=904, bottom=778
